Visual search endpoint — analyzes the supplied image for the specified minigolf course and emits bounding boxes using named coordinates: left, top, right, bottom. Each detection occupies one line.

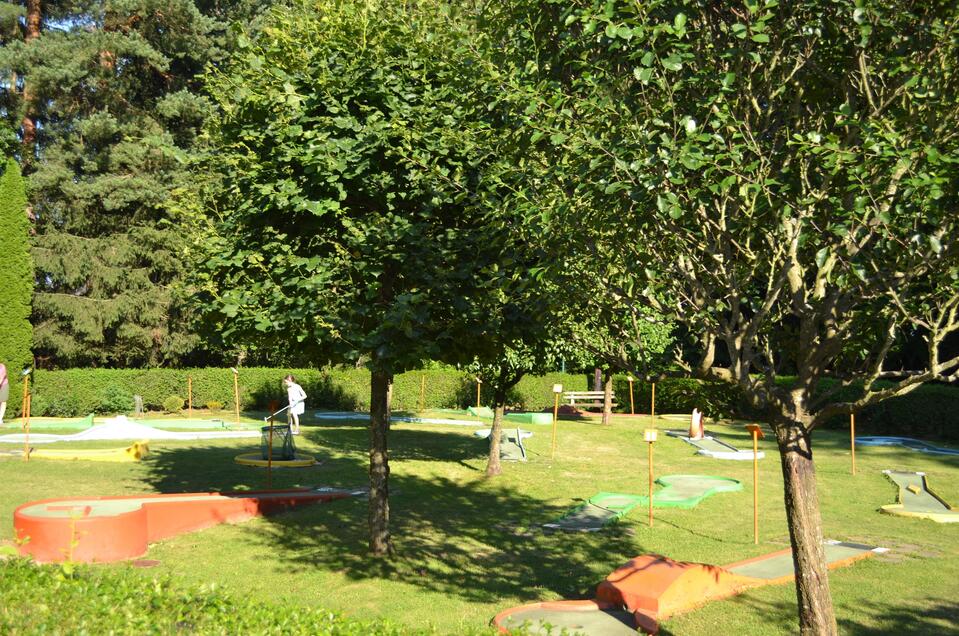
left=2, top=414, right=95, bottom=430
left=493, top=541, right=885, bottom=634
left=544, top=493, right=646, bottom=531
left=665, top=430, right=764, bottom=461
left=857, top=436, right=959, bottom=457
left=474, top=427, right=531, bottom=461
left=1, top=441, right=150, bottom=462
left=646, top=475, right=741, bottom=508
left=14, top=486, right=359, bottom=563
left=880, top=470, right=959, bottom=523
left=544, top=476, right=741, bottom=531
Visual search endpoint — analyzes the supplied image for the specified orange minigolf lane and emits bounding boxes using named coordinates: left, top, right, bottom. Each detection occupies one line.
left=14, top=488, right=355, bottom=563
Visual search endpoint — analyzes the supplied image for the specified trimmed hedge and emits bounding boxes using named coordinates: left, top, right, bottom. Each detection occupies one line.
left=24, top=367, right=737, bottom=416
left=0, top=557, right=448, bottom=635
left=21, top=366, right=959, bottom=441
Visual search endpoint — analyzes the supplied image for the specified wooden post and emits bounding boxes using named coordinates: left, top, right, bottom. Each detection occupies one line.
left=644, top=429, right=657, bottom=527
left=650, top=382, right=656, bottom=425
left=232, top=369, right=240, bottom=424
left=551, top=384, right=562, bottom=459
left=746, top=424, right=764, bottom=544
left=628, top=377, right=635, bottom=415
left=850, top=412, right=856, bottom=476
left=419, top=375, right=426, bottom=412
left=267, top=416, right=273, bottom=489
left=476, top=378, right=482, bottom=409
left=187, top=376, right=193, bottom=419
left=21, top=374, right=30, bottom=463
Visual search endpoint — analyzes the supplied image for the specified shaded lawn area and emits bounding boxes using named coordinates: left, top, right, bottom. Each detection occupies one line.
left=1, top=414, right=958, bottom=635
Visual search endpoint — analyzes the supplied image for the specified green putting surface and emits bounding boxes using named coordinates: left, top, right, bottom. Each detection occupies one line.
left=651, top=475, right=742, bottom=508
left=134, top=418, right=259, bottom=430
left=504, top=412, right=553, bottom=425
left=467, top=406, right=495, bottom=418
left=498, top=607, right=637, bottom=635
left=545, top=493, right=645, bottom=531
left=884, top=471, right=950, bottom=513
left=3, top=414, right=94, bottom=430
left=727, top=542, right=877, bottom=580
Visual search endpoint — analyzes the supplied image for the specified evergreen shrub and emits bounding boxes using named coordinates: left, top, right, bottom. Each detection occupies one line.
left=24, top=366, right=958, bottom=439
left=162, top=395, right=185, bottom=413
left=0, top=159, right=33, bottom=416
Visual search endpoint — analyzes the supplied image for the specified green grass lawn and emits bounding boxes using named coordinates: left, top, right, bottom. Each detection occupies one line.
left=2, top=412, right=957, bottom=634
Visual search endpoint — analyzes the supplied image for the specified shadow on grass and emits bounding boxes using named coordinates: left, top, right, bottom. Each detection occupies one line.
left=140, top=425, right=649, bottom=605
left=839, top=598, right=959, bottom=634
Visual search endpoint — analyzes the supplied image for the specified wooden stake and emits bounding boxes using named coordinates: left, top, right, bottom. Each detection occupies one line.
left=752, top=430, right=759, bottom=543
left=419, top=375, right=426, bottom=412
left=233, top=371, right=240, bottom=424
left=745, top=424, right=764, bottom=544
left=476, top=378, right=481, bottom=409
left=850, top=412, right=856, bottom=476
left=650, top=382, right=656, bottom=425
left=187, top=376, right=193, bottom=419
left=551, top=392, right=559, bottom=459
left=648, top=440, right=654, bottom=527
left=22, top=376, right=30, bottom=463
left=628, top=378, right=635, bottom=415
left=267, top=417, right=273, bottom=489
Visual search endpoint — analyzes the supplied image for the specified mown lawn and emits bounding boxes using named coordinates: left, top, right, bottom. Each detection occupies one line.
left=2, top=412, right=957, bottom=634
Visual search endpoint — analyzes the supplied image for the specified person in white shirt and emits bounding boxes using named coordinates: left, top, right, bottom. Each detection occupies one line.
left=284, top=374, right=307, bottom=434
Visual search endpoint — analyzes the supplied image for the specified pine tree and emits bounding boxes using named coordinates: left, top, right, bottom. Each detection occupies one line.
left=0, top=157, right=33, bottom=404
left=0, top=0, right=274, bottom=368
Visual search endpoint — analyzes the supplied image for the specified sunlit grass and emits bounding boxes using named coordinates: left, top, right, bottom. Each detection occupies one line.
left=2, top=411, right=957, bottom=634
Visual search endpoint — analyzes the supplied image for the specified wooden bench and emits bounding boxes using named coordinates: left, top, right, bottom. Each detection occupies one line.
left=563, top=391, right=617, bottom=409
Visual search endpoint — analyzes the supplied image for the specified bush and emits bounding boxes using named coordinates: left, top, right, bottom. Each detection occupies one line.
left=28, top=393, right=81, bottom=418
left=162, top=395, right=184, bottom=413
left=22, top=366, right=959, bottom=440
left=0, top=558, right=435, bottom=635
left=97, top=386, right=134, bottom=414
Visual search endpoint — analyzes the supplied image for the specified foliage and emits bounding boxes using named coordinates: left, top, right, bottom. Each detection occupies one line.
left=205, top=399, right=224, bottom=411
left=162, top=395, right=185, bottom=413
left=0, top=558, right=426, bottom=635
left=0, top=158, right=32, bottom=413
left=195, top=0, right=513, bottom=375
left=97, top=385, right=134, bottom=415
left=479, top=1, right=959, bottom=630
left=0, top=0, right=279, bottom=369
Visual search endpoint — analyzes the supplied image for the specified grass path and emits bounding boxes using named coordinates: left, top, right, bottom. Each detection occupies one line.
left=2, top=413, right=958, bottom=634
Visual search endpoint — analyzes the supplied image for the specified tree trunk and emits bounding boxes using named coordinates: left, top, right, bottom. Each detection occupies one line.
left=593, top=367, right=602, bottom=391
left=485, top=390, right=507, bottom=477
left=602, top=370, right=613, bottom=425
left=21, top=0, right=41, bottom=153
left=775, top=424, right=838, bottom=635
left=368, top=368, right=394, bottom=556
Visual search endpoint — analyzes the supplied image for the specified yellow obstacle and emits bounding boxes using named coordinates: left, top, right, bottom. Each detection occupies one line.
left=27, top=441, right=149, bottom=462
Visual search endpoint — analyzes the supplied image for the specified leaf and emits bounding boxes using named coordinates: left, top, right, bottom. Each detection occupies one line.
left=674, top=13, right=687, bottom=30
left=662, top=55, right=683, bottom=71
left=751, top=33, right=770, bottom=43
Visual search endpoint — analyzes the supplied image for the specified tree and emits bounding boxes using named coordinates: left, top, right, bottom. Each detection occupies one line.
left=0, top=0, right=271, bottom=368
left=0, top=157, right=33, bottom=411
left=197, top=0, right=516, bottom=555
left=482, top=1, right=959, bottom=633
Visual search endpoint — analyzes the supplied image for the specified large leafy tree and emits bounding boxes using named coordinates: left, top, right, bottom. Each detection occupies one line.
left=0, top=0, right=266, bottom=368
left=484, top=0, right=959, bottom=633
left=197, top=0, right=518, bottom=555
left=0, top=158, right=33, bottom=413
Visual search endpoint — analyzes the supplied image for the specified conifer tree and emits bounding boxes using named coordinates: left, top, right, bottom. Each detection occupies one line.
left=0, top=0, right=274, bottom=367
left=0, top=157, right=33, bottom=407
